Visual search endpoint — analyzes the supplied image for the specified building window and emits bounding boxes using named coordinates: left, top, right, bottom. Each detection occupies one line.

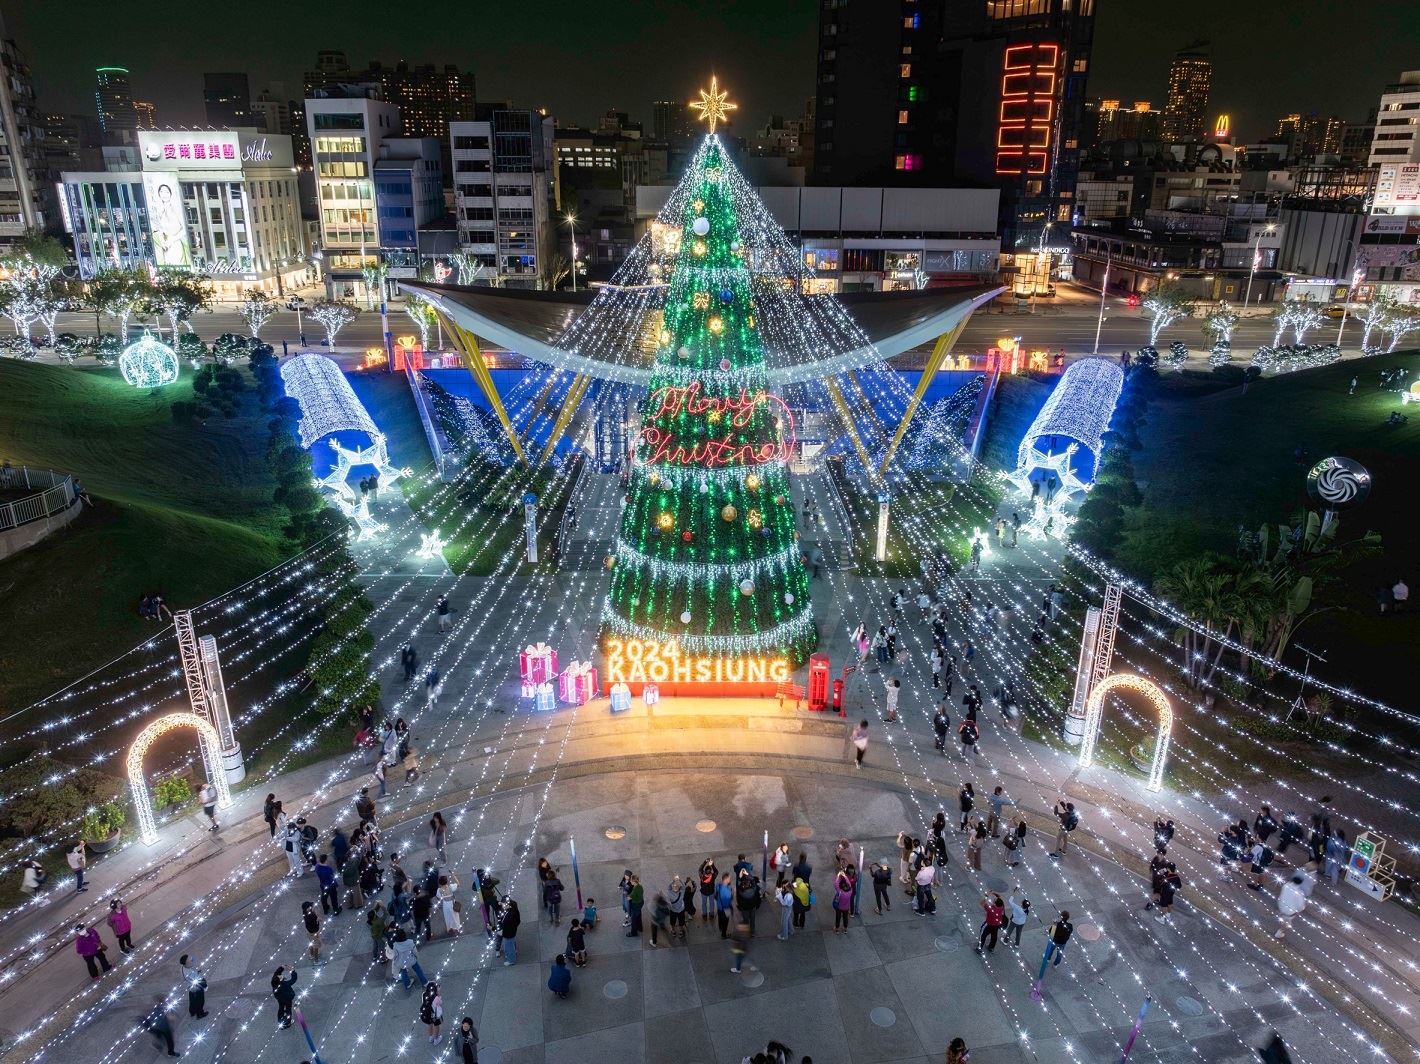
left=899, top=64, right=912, bottom=78
left=894, top=153, right=922, bottom=171
left=1073, top=58, right=1088, bottom=72
left=907, top=85, right=921, bottom=102
left=898, top=110, right=910, bottom=125
left=903, top=14, right=920, bottom=28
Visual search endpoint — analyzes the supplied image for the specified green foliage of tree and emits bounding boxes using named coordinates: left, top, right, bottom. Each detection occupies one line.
left=153, top=776, right=193, bottom=807
left=0, top=755, right=125, bottom=839
left=80, top=801, right=126, bottom=841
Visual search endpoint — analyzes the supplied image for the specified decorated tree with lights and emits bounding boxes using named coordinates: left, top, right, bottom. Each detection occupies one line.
left=601, top=87, right=813, bottom=667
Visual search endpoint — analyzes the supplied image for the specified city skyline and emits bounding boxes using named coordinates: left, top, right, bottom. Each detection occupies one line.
left=8, top=0, right=1420, bottom=141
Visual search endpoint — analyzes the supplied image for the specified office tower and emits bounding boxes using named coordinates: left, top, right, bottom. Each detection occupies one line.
left=204, top=73, right=252, bottom=128
left=0, top=12, right=48, bottom=242
left=253, top=83, right=293, bottom=136
left=652, top=100, right=691, bottom=143
left=95, top=66, right=138, bottom=139
left=134, top=100, right=156, bottom=129
left=1163, top=45, right=1211, bottom=142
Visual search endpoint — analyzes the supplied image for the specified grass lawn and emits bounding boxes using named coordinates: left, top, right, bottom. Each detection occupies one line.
left=1115, top=354, right=1420, bottom=707
left=0, top=361, right=289, bottom=715
left=979, top=372, right=1052, bottom=473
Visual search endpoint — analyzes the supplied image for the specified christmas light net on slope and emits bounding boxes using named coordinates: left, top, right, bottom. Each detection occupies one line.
left=596, top=136, right=820, bottom=665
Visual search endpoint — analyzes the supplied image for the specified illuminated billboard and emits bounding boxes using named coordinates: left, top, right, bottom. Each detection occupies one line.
left=141, top=171, right=191, bottom=268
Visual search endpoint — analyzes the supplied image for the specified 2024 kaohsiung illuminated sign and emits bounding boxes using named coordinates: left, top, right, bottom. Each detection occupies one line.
left=603, top=637, right=789, bottom=688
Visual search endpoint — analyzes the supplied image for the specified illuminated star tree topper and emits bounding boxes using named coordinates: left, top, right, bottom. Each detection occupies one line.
left=690, top=76, right=737, bottom=133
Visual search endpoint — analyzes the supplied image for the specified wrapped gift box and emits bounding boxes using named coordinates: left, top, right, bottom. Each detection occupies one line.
left=519, top=642, right=559, bottom=685
left=533, top=682, right=556, bottom=713
left=609, top=682, right=632, bottom=714
left=558, top=661, right=599, bottom=705
left=642, top=682, right=661, bottom=706
left=520, top=681, right=536, bottom=699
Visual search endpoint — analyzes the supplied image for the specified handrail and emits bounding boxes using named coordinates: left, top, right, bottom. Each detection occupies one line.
left=0, top=466, right=76, bottom=532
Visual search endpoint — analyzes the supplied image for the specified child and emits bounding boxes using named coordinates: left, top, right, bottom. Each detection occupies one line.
left=581, top=898, right=597, bottom=930
left=567, top=918, right=587, bottom=967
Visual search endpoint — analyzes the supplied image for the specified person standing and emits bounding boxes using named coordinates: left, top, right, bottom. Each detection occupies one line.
left=263, top=793, right=279, bottom=838
left=1275, top=873, right=1309, bottom=939
left=850, top=719, right=870, bottom=768
left=913, top=856, right=936, bottom=915
left=74, top=924, right=112, bottom=979
left=544, top=868, right=565, bottom=926
left=1005, top=892, right=1028, bottom=946
left=453, top=1018, right=479, bottom=1064
left=140, top=996, right=181, bottom=1058
left=180, top=954, right=209, bottom=1018
left=438, top=874, right=462, bottom=935
left=932, top=707, right=950, bottom=754
left=411, top=886, right=434, bottom=943
left=929, top=648, right=943, bottom=690
left=869, top=862, right=892, bottom=914
left=958, top=783, right=976, bottom=831
left=883, top=678, right=901, bottom=723
left=429, top=812, right=448, bottom=864
left=107, top=897, right=135, bottom=953
left=499, top=900, right=521, bottom=965
left=666, top=875, right=687, bottom=939
left=987, top=787, right=1012, bottom=838
left=947, top=1037, right=970, bottom=1064
left=976, top=893, right=1005, bottom=954
left=1052, top=801, right=1077, bottom=858
left=791, top=874, right=811, bottom=929
left=776, top=881, right=794, bottom=940
left=68, top=840, right=88, bottom=894
left=283, top=823, right=304, bottom=877
left=832, top=868, right=853, bottom=933
left=436, top=595, right=454, bottom=634
left=959, top=717, right=980, bottom=760
left=714, top=872, right=733, bottom=938
left=303, top=901, right=323, bottom=963
left=1323, top=829, right=1349, bottom=886
left=698, top=857, right=719, bottom=922
left=1046, top=911, right=1073, bottom=967
left=421, top=981, right=445, bottom=1043
left=316, top=854, right=341, bottom=915
left=271, top=964, right=298, bottom=1028
left=199, top=782, right=220, bottom=833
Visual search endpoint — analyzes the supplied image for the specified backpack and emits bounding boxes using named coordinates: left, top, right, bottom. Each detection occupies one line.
left=1065, top=810, right=1079, bottom=832
left=1259, top=846, right=1275, bottom=868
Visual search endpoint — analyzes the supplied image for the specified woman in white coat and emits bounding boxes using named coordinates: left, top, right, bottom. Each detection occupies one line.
left=437, top=873, right=462, bottom=935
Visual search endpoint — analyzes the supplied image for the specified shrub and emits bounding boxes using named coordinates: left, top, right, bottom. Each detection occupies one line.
left=153, top=775, right=193, bottom=807
left=80, top=801, right=127, bottom=841
left=0, top=755, right=125, bottom=839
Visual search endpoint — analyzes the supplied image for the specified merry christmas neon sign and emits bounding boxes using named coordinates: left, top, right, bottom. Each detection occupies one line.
left=639, top=383, right=796, bottom=468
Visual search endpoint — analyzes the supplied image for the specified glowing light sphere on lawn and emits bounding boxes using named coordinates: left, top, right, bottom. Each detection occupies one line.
left=119, top=334, right=180, bottom=388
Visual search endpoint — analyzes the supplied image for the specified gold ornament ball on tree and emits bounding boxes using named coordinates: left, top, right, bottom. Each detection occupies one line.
left=657, top=511, right=675, bottom=530
left=692, top=240, right=708, bottom=257
left=721, top=504, right=738, bottom=522
left=745, top=473, right=761, bottom=491
left=604, top=556, right=616, bottom=570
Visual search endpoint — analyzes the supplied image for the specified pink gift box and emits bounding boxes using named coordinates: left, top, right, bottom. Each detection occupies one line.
left=519, top=642, right=559, bottom=685
left=558, top=661, right=599, bottom=705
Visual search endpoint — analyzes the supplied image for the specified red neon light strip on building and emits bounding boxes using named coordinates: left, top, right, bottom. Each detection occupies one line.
left=996, top=42, right=1059, bottom=176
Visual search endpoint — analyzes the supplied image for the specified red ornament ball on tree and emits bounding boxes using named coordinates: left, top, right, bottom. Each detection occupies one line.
left=681, top=530, right=694, bottom=542
left=719, top=358, right=731, bottom=371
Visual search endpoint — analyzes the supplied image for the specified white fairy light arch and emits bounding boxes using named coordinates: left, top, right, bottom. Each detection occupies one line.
left=126, top=712, right=232, bottom=845
left=1078, top=672, right=1173, bottom=792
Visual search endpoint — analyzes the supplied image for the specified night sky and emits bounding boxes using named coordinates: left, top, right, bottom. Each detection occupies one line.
left=8, top=0, right=1420, bottom=142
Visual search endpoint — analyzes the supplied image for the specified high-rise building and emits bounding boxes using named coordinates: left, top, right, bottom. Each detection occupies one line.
left=305, top=91, right=400, bottom=297
left=1163, top=45, right=1211, bottom=142
left=450, top=106, right=557, bottom=288
left=1339, top=108, right=1377, bottom=167
left=134, top=100, right=156, bottom=129
left=652, top=100, right=691, bottom=143
left=374, top=138, right=445, bottom=277
left=95, top=66, right=138, bottom=140
left=1093, top=100, right=1163, bottom=144
left=304, top=54, right=474, bottom=181
left=203, top=73, right=252, bottom=128
left=0, top=12, right=48, bottom=244
left=1357, top=72, right=1420, bottom=303
left=39, top=113, right=103, bottom=176
left=1275, top=113, right=1344, bottom=158
left=1370, top=71, right=1420, bottom=168
left=253, top=83, right=292, bottom=136
left=811, top=0, right=1095, bottom=248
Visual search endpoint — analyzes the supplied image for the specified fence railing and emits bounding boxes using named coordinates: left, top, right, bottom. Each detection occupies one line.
left=0, top=466, right=76, bottom=532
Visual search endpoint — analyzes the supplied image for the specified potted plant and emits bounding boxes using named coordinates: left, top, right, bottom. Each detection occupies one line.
left=153, top=775, right=194, bottom=811
left=1128, top=742, right=1152, bottom=773
left=81, top=801, right=127, bottom=853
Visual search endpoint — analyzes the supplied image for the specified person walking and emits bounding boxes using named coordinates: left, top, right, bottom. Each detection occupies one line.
left=499, top=900, right=521, bottom=964
left=393, top=927, right=430, bottom=988
left=711, top=872, right=733, bottom=938
left=199, top=782, right=220, bottom=833
left=1323, top=829, right=1349, bottom=886
left=850, top=719, right=870, bottom=768
left=1275, top=873, right=1309, bottom=939
left=302, top=901, right=323, bottom=963
left=429, top=812, right=448, bottom=864
left=75, top=924, right=112, bottom=979
left=68, top=840, right=88, bottom=894
left=976, top=892, right=1005, bottom=954
left=420, top=980, right=445, bottom=1043
left=776, top=881, right=794, bottom=940
left=107, top=897, right=135, bottom=953
left=958, top=783, right=976, bottom=831
left=436, top=595, right=454, bottom=634
left=20, top=857, right=47, bottom=896
left=832, top=868, right=853, bottom=933
left=140, top=996, right=181, bottom=1058
left=959, top=717, right=980, bottom=760
left=1005, top=891, right=1028, bottom=946
left=271, top=965, right=297, bottom=1028
left=986, top=787, right=1012, bottom=838
left=648, top=892, right=671, bottom=948
left=411, top=886, right=434, bottom=943
left=180, top=955, right=209, bottom=1017
left=729, top=915, right=752, bottom=974
left=453, top=1018, right=479, bottom=1064
left=933, top=707, right=950, bottom=754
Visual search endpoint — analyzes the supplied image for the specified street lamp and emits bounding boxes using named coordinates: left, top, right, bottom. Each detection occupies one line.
left=1242, top=224, right=1277, bottom=310
left=563, top=211, right=578, bottom=294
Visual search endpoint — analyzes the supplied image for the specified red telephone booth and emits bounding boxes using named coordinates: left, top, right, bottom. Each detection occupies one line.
left=808, top=653, right=830, bottom=711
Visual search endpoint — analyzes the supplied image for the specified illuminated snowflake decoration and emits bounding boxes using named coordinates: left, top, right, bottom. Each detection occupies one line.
left=119, top=333, right=181, bottom=388
left=415, top=530, right=447, bottom=560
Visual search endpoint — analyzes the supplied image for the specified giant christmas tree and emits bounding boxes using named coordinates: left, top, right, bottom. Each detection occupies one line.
left=601, top=95, right=814, bottom=676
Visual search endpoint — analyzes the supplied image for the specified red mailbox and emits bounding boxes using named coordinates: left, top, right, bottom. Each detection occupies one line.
left=808, top=653, right=830, bottom=711
left=831, top=678, right=845, bottom=716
